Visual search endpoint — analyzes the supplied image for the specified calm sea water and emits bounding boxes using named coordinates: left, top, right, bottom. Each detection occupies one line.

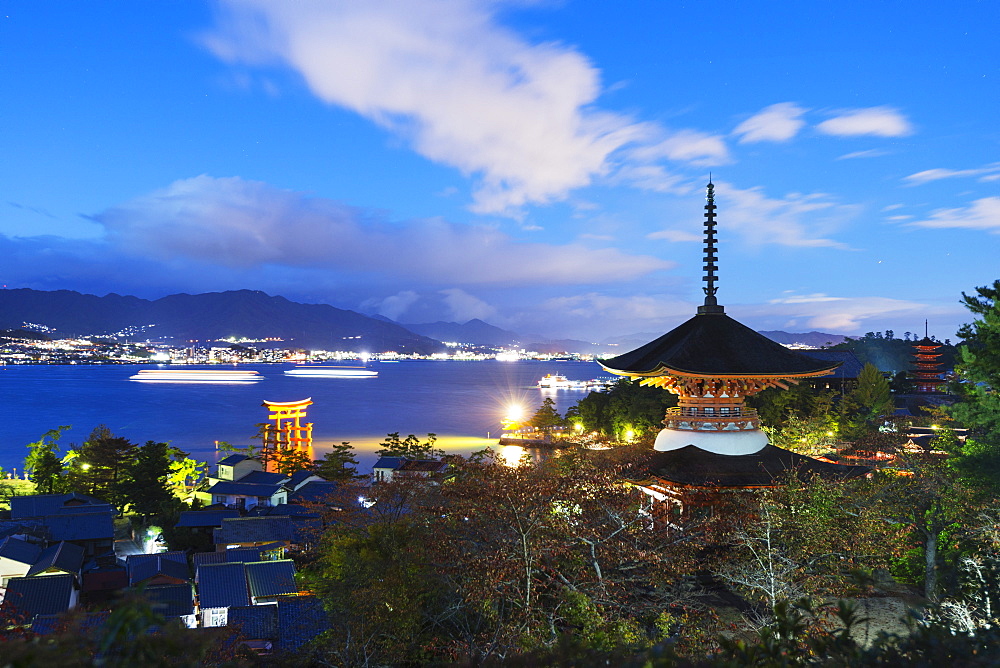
left=0, top=361, right=605, bottom=474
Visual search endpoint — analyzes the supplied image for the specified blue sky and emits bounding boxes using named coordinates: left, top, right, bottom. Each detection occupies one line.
left=2, top=1, right=997, bottom=343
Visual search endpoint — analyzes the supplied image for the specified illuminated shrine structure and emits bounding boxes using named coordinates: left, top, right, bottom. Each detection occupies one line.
left=260, top=398, right=314, bottom=470
left=910, top=323, right=946, bottom=394
left=600, top=182, right=869, bottom=514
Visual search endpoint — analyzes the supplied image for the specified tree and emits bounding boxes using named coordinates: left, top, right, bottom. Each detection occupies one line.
left=271, top=447, right=315, bottom=475
left=316, top=441, right=362, bottom=481
left=528, top=397, right=563, bottom=433
left=165, top=446, right=207, bottom=499
left=121, top=441, right=178, bottom=520
left=950, top=279, right=1000, bottom=445
left=376, top=432, right=443, bottom=459
left=72, top=425, right=138, bottom=506
left=24, top=426, right=69, bottom=494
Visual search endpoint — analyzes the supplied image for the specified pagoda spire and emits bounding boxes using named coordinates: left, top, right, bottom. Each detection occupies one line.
left=698, top=179, right=724, bottom=314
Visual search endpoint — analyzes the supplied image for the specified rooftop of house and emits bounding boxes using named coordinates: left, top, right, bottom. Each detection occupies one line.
left=26, top=541, right=85, bottom=577
left=42, top=511, right=114, bottom=543
left=288, top=481, right=340, bottom=504
left=0, top=535, right=43, bottom=565
left=227, top=604, right=277, bottom=640
left=197, top=562, right=251, bottom=609
left=285, top=469, right=323, bottom=490
left=217, top=454, right=252, bottom=466
left=275, top=595, right=329, bottom=653
left=127, top=554, right=191, bottom=586
left=141, top=583, right=195, bottom=618
left=1, top=573, right=76, bottom=619
left=193, top=548, right=267, bottom=573
left=245, top=560, right=297, bottom=599
left=238, top=471, right=289, bottom=486
left=9, top=493, right=110, bottom=521
left=214, top=516, right=295, bottom=546
left=175, top=509, right=241, bottom=528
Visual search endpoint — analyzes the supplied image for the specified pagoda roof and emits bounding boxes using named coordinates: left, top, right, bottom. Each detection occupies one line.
left=629, top=444, right=870, bottom=488
left=600, top=312, right=841, bottom=378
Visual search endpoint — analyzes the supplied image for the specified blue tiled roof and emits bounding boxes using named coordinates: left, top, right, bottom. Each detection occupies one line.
left=197, top=562, right=250, bottom=609
left=176, top=509, right=241, bottom=528
left=0, top=536, right=42, bottom=565
left=44, top=511, right=114, bottom=542
left=238, top=471, right=288, bottom=485
left=372, top=456, right=407, bottom=470
left=228, top=605, right=277, bottom=640
left=215, top=517, right=294, bottom=545
left=26, top=541, right=84, bottom=577
left=245, top=560, right=297, bottom=599
left=1, top=574, right=75, bottom=619
left=9, top=493, right=109, bottom=520
left=32, top=610, right=109, bottom=636
left=128, top=554, right=190, bottom=586
left=142, top=583, right=195, bottom=618
left=217, top=454, right=251, bottom=466
left=277, top=596, right=329, bottom=653
left=193, top=548, right=265, bottom=573
left=289, top=481, right=340, bottom=504
left=286, top=470, right=320, bottom=490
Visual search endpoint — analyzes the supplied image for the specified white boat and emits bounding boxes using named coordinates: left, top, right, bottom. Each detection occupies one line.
left=129, top=369, right=262, bottom=383
left=536, top=374, right=587, bottom=390
left=284, top=366, right=378, bottom=378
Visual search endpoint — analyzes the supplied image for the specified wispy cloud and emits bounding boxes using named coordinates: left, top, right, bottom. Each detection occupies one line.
left=716, top=182, right=856, bottom=249
left=630, top=129, right=730, bottom=166
left=732, top=102, right=806, bottom=143
left=903, top=162, right=1000, bottom=185
left=762, top=292, right=926, bottom=331
left=816, top=106, right=913, bottom=137
left=203, top=0, right=656, bottom=216
left=907, top=197, right=1000, bottom=233
left=648, top=229, right=702, bottom=243
left=837, top=149, right=889, bottom=160
left=94, top=175, right=673, bottom=285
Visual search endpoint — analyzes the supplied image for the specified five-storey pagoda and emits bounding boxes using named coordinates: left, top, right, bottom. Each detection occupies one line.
left=599, top=182, right=868, bottom=509
left=910, top=322, right=946, bottom=394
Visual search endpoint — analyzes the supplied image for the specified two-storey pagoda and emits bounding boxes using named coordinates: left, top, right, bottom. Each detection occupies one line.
left=600, top=182, right=868, bottom=512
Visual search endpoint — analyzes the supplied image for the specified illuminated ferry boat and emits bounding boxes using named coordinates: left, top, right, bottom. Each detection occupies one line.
left=129, top=369, right=263, bottom=383
left=536, top=374, right=587, bottom=390
left=284, top=365, right=378, bottom=378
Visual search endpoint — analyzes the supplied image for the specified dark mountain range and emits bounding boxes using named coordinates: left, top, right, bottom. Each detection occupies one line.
left=402, top=319, right=521, bottom=347
left=0, top=288, right=443, bottom=354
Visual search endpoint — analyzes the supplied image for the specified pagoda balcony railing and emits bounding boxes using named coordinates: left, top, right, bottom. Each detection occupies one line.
left=662, top=406, right=761, bottom=432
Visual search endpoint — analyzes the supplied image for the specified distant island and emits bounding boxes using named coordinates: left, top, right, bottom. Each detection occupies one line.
left=0, top=287, right=848, bottom=356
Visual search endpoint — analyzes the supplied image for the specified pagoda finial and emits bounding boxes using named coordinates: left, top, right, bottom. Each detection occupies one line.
left=698, top=179, right=724, bottom=314
left=925, top=319, right=929, bottom=339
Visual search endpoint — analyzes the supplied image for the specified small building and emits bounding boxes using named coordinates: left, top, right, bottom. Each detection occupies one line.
left=26, top=541, right=85, bottom=582
left=214, top=516, right=295, bottom=552
left=197, top=562, right=250, bottom=628
left=372, top=456, right=449, bottom=483
left=9, top=493, right=110, bottom=521
left=127, top=552, right=190, bottom=588
left=1, top=573, right=78, bottom=622
left=0, top=536, right=42, bottom=588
